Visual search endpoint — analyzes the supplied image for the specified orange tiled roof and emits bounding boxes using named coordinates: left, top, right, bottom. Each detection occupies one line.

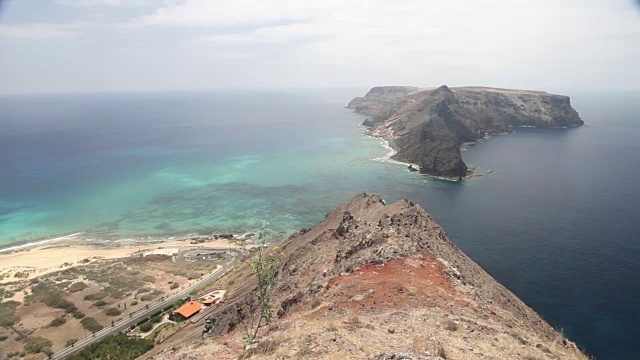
left=173, top=301, right=202, bottom=318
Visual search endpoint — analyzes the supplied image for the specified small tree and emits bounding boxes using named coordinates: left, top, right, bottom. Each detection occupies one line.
left=242, top=231, right=283, bottom=342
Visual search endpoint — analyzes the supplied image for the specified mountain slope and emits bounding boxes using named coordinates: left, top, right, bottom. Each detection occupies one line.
left=149, top=194, right=588, bottom=360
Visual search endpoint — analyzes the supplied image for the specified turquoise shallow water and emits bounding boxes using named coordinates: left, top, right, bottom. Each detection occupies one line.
left=0, top=90, right=413, bottom=245
left=2, top=90, right=640, bottom=359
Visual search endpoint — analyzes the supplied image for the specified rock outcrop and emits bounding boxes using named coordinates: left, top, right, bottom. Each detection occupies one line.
left=349, top=85, right=583, bottom=179
left=149, top=194, right=588, bottom=360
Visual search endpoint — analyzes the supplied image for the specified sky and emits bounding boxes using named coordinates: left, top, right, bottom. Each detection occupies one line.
left=0, top=0, right=639, bottom=94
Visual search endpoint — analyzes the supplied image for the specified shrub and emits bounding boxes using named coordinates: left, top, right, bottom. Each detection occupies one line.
left=69, top=282, right=88, bottom=293
left=80, top=317, right=103, bottom=333
left=170, top=283, right=179, bottom=290
left=24, top=336, right=52, bottom=354
left=130, top=300, right=138, bottom=306
left=142, top=275, right=155, bottom=283
left=94, top=300, right=108, bottom=307
left=65, top=338, right=79, bottom=347
left=311, top=299, right=322, bottom=309
left=136, top=288, right=151, bottom=295
left=84, top=292, right=106, bottom=301
left=443, top=320, right=458, bottom=332
left=139, top=322, right=153, bottom=332
left=27, top=282, right=78, bottom=313
left=0, top=334, right=8, bottom=342
left=105, top=308, right=121, bottom=316
left=140, top=290, right=161, bottom=302
left=0, top=300, right=20, bottom=327
left=66, top=333, right=153, bottom=360
left=49, top=317, right=67, bottom=327
left=151, top=315, right=162, bottom=324
left=72, top=310, right=86, bottom=319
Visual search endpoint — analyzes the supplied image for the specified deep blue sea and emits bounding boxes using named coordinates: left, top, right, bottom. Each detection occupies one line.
left=1, top=89, right=639, bottom=359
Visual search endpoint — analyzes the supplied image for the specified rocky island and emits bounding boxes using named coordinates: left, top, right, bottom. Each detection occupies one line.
left=349, top=86, right=583, bottom=179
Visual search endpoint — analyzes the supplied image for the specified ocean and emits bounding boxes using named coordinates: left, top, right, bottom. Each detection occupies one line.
left=0, top=89, right=638, bottom=359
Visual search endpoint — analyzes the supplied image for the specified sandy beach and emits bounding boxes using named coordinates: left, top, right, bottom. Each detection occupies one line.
left=0, top=238, right=236, bottom=284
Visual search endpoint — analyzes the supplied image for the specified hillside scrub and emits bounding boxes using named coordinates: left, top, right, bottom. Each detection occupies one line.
left=67, top=333, right=153, bottom=360
left=80, top=317, right=103, bottom=333
left=24, top=336, right=52, bottom=354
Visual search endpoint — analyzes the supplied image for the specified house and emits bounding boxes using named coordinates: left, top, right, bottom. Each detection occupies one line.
left=173, top=301, right=202, bottom=319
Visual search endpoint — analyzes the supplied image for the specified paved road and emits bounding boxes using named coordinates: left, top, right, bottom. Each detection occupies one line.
left=49, top=248, right=240, bottom=360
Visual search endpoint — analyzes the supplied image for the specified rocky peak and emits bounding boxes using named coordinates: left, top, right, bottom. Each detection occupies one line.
left=430, top=85, right=454, bottom=98
left=149, top=193, right=588, bottom=360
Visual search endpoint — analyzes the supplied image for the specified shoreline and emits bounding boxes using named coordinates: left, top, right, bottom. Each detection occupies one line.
left=0, top=232, right=84, bottom=254
left=0, top=234, right=242, bottom=284
left=365, top=131, right=473, bottom=183
left=0, top=229, right=258, bottom=254
left=366, top=133, right=420, bottom=169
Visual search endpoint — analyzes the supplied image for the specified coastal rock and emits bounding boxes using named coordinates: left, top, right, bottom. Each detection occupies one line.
left=348, top=86, right=420, bottom=124
left=351, top=85, right=583, bottom=178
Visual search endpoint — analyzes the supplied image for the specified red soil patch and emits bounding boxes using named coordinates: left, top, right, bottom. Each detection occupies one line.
left=317, top=254, right=468, bottom=316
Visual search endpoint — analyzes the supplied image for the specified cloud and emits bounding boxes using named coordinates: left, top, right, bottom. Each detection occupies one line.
left=0, top=23, right=83, bottom=39
left=54, top=0, right=157, bottom=6
left=200, top=22, right=333, bottom=46
left=1, top=0, right=639, bottom=93
left=128, top=0, right=338, bottom=27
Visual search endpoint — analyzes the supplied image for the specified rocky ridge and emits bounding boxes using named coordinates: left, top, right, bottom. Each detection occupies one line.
left=349, top=86, right=583, bottom=179
left=149, top=193, right=588, bottom=360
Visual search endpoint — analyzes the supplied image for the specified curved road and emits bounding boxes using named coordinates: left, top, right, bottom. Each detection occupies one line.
left=49, top=248, right=241, bottom=360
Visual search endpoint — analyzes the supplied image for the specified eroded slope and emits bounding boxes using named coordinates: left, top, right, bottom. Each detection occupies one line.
left=150, top=194, right=587, bottom=360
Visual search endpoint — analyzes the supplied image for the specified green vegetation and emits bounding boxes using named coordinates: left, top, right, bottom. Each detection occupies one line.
left=27, top=281, right=78, bottom=313
left=56, top=280, right=72, bottom=290
left=13, top=271, right=30, bottom=279
left=238, top=234, right=284, bottom=342
left=80, top=317, right=104, bottom=333
left=311, top=299, right=322, bottom=309
left=72, top=310, right=86, bottom=319
left=49, top=316, right=67, bottom=327
left=24, top=336, right=52, bottom=354
left=142, top=275, right=156, bottom=283
left=94, top=300, right=107, bottom=307
left=0, top=334, right=8, bottom=342
left=139, top=321, right=153, bottom=332
left=140, top=290, right=162, bottom=302
left=67, top=333, right=153, bottom=360
left=60, top=261, right=148, bottom=300
left=65, top=338, right=79, bottom=347
left=105, top=307, right=122, bottom=316
left=69, top=282, right=88, bottom=293
left=84, top=292, right=106, bottom=301
left=170, top=282, right=179, bottom=290
left=131, top=300, right=138, bottom=306
left=0, top=300, right=20, bottom=326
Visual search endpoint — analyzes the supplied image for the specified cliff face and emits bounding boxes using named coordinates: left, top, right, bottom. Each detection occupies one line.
left=150, top=194, right=587, bottom=360
left=347, top=86, right=420, bottom=125
left=350, top=85, right=583, bottom=178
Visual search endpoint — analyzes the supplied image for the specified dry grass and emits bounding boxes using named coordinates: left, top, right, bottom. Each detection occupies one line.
left=207, top=305, right=589, bottom=360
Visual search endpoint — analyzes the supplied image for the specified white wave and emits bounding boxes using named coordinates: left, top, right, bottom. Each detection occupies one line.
left=0, top=232, right=83, bottom=254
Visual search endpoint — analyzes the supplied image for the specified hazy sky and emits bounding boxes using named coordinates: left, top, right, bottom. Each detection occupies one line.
left=0, top=0, right=639, bottom=94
